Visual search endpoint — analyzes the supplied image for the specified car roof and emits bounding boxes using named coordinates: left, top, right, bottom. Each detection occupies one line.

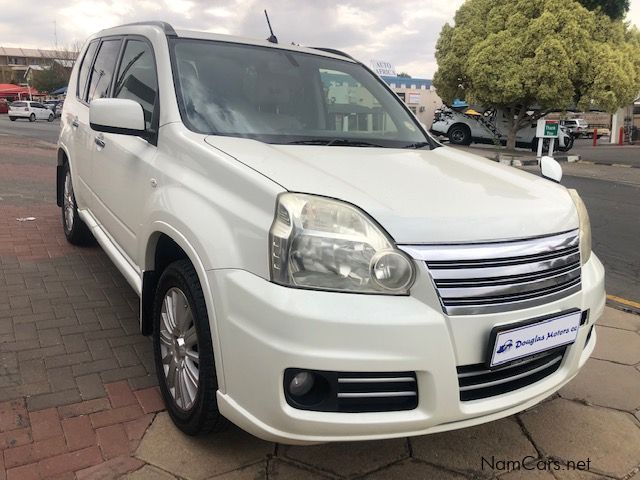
left=94, top=22, right=356, bottom=63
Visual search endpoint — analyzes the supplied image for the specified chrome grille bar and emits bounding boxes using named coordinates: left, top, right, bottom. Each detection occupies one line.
left=399, top=230, right=582, bottom=315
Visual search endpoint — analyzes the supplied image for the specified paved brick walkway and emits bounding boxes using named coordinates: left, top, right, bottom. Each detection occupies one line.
left=1, top=134, right=639, bottom=479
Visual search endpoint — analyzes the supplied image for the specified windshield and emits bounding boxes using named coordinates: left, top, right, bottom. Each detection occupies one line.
left=170, top=38, right=433, bottom=148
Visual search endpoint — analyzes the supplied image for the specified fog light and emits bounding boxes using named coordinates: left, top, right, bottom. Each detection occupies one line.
left=289, top=371, right=314, bottom=397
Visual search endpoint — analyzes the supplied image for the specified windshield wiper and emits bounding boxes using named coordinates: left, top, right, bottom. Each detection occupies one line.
left=285, top=138, right=387, bottom=148
left=402, top=141, right=431, bottom=149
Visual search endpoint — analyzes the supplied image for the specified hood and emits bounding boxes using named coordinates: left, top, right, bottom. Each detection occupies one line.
left=204, top=136, right=578, bottom=244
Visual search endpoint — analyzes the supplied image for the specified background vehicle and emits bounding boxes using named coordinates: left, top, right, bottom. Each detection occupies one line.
left=43, top=99, right=63, bottom=117
left=0, top=98, right=8, bottom=114
left=57, top=22, right=602, bottom=444
left=561, top=119, right=588, bottom=138
left=431, top=106, right=574, bottom=152
left=8, top=100, right=55, bottom=122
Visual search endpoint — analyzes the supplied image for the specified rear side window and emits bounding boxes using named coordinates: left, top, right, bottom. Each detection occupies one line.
left=87, top=39, right=121, bottom=103
left=77, top=40, right=99, bottom=101
left=114, top=39, right=158, bottom=131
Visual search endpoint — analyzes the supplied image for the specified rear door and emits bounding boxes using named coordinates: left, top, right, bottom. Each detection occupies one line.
left=89, top=36, right=159, bottom=265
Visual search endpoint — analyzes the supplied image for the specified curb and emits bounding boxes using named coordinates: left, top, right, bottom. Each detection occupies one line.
left=577, top=160, right=640, bottom=169
left=494, top=154, right=580, bottom=167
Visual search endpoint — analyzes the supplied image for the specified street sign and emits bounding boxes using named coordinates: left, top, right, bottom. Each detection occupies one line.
left=536, top=119, right=559, bottom=138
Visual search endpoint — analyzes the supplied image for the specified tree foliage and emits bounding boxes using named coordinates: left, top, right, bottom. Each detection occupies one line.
left=397, top=72, right=412, bottom=78
left=31, top=63, right=71, bottom=93
left=433, top=0, right=640, bottom=148
left=575, top=0, right=629, bottom=20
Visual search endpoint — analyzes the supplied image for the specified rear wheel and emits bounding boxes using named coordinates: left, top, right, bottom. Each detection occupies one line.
left=9, top=117, right=16, bottom=121
left=61, top=163, right=93, bottom=245
left=153, top=259, right=226, bottom=436
left=448, top=124, right=471, bottom=145
left=29, top=113, right=35, bottom=122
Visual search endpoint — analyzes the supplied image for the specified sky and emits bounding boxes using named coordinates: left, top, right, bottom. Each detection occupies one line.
left=0, top=0, right=639, bottom=79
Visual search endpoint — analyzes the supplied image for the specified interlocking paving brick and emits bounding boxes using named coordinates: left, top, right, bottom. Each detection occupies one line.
left=135, top=412, right=273, bottom=480
left=76, top=373, right=107, bottom=400
left=29, top=408, right=62, bottom=441
left=90, top=404, right=144, bottom=429
left=125, top=465, right=177, bottom=480
left=4, top=436, right=67, bottom=469
left=123, top=414, right=155, bottom=441
left=520, top=398, right=640, bottom=478
left=38, top=445, right=103, bottom=477
left=133, top=387, right=164, bottom=414
left=96, top=423, right=130, bottom=459
left=58, top=398, right=111, bottom=419
left=560, top=358, right=640, bottom=411
left=267, top=460, right=329, bottom=480
left=0, top=427, right=32, bottom=450
left=47, top=366, right=77, bottom=392
left=45, top=351, right=93, bottom=370
left=105, top=381, right=138, bottom=408
left=61, top=415, right=96, bottom=451
left=0, top=399, right=28, bottom=432
left=27, top=389, right=81, bottom=411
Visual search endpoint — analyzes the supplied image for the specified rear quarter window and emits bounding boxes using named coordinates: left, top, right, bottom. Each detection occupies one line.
left=76, top=40, right=99, bottom=102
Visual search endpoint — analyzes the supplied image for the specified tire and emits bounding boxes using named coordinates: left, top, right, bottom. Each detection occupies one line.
left=153, top=259, right=226, bottom=436
left=557, top=135, right=574, bottom=152
left=9, top=117, right=16, bottom=121
left=448, top=124, right=471, bottom=145
left=29, top=113, right=35, bottom=122
left=61, top=162, right=93, bottom=245
left=48, top=113, right=54, bottom=122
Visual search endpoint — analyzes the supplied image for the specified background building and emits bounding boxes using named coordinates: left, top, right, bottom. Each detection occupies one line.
left=381, top=75, right=442, bottom=127
left=0, top=47, right=77, bottom=85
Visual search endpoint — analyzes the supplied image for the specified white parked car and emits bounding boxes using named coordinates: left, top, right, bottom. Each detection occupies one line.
left=57, top=22, right=604, bottom=443
left=9, top=100, right=56, bottom=122
left=431, top=107, right=574, bottom=151
left=561, top=118, right=588, bottom=138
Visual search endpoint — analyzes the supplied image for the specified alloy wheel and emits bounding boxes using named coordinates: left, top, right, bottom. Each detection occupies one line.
left=159, top=287, right=200, bottom=410
left=63, top=172, right=75, bottom=231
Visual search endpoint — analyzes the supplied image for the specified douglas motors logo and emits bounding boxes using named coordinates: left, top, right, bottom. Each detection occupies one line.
left=496, top=339, right=513, bottom=353
left=497, top=325, right=579, bottom=355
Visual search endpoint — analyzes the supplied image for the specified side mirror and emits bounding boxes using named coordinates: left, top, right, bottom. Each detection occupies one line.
left=540, top=155, right=563, bottom=183
left=90, top=98, right=145, bottom=136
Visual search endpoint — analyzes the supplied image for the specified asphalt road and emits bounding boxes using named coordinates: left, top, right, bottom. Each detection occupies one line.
left=0, top=114, right=61, bottom=144
left=1, top=114, right=637, bottom=304
left=572, top=138, right=640, bottom=168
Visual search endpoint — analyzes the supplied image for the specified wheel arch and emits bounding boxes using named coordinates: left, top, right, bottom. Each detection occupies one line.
left=56, top=147, right=70, bottom=207
left=140, top=223, right=228, bottom=392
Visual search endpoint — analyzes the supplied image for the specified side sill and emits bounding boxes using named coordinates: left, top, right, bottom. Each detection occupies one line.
left=78, top=209, right=142, bottom=296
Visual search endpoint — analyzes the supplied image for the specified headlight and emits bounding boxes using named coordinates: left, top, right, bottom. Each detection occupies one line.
left=568, top=189, right=591, bottom=265
left=269, top=193, right=415, bottom=294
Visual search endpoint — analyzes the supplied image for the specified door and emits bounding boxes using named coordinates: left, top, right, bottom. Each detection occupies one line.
left=66, top=39, right=100, bottom=209
left=89, top=37, right=159, bottom=266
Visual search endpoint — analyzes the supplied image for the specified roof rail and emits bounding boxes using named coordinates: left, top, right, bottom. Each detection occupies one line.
left=116, top=21, right=177, bottom=37
left=312, top=47, right=356, bottom=62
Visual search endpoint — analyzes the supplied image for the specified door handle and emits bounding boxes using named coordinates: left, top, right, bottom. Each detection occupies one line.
left=71, top=119, right=79, bottom=128
left=95, top=137, right=105, bottom=148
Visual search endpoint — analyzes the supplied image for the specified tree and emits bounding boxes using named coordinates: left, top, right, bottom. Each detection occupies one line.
left=433, top=0, right=640, bottom=150
left=31, top=62, right=71, bottom=93
left=397, top=72, right=412, bottom=78
left=576, top=0, right=629, bottom=20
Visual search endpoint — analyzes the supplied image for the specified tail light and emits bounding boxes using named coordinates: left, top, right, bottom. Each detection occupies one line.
left=24, top=107, right=29, bottom=111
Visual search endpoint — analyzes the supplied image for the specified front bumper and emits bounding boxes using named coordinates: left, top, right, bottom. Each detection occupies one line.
left=207, top=254, right=605, bottom=444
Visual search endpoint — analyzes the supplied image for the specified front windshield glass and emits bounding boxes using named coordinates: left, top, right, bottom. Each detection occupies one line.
left=170, top=39, right=432, bottom=148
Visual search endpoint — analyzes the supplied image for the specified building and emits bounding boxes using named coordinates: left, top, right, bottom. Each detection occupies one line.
left=381, top=76, right=442, bottom=127
left=0, top=47, right=77, bottom=84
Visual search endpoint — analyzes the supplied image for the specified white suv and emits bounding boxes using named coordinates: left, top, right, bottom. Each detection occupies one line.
left=57, top=22, right=605, bottom=443
left=9, top=100, right=56, bottom=122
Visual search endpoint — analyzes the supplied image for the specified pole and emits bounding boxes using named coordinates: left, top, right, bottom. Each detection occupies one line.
left=592, top=128, right=597, bottom=147
left=536, top=137, right=544, bottom=158
left=618, top=127, right=624, bottom=145
left=548, top=138, right=555, bottom=157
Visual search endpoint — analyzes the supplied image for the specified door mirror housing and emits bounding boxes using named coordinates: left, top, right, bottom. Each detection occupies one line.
left=540, top=155, right=563, bottom=183
left=90, top=98, right=146, bottom=136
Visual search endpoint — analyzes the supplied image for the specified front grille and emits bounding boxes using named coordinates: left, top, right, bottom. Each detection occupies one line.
left=400, top=230, right=582, bottom=315
left=283, top=369, right=418, bottom=413
left=457, top=347, right=566, bottom=401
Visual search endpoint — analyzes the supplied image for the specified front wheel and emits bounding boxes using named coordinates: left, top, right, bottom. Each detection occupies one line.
left=48, top=113, right=54, bottom=122
left=153, top=259, right=226, bottom=436
left=29, top=113, right=35, bottom=122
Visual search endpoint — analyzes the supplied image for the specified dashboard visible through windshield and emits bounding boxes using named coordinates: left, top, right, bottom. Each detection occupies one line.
left=169, top=38, right=434, bottom=148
